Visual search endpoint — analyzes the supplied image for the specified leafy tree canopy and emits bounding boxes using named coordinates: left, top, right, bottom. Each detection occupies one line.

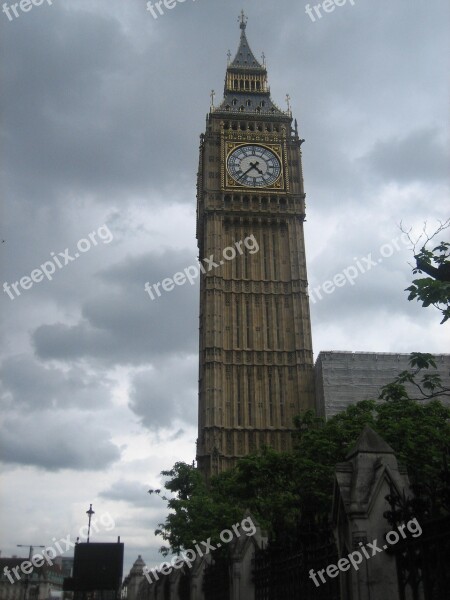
left=402, top=219, right=450, bottom=323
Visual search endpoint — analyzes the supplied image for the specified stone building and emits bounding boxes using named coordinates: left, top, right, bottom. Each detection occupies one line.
left=121, top=556, right=145, bottom=600
left=315, top=351, right=450, bottom=419
left=134, top=515, right=268, bottom=600
left=332, top=426, right=415, bottom=600
left=0, top=557, right=64, bottom=600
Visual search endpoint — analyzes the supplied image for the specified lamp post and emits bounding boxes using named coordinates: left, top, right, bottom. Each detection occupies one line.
left=85, top=504, right=95, bottom=543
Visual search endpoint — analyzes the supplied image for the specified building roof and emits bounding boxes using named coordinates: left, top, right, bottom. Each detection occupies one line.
left=345, top=425, right=395, bottom=459
left=229, top=11, right=264, bottom=70
left=213, top=12, right=289, bottom=118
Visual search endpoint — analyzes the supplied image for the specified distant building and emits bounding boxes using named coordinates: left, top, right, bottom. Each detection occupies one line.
left=315, top=351, right=450, bottom=419
left=121, top=556, right=145, bottom=600
left=0, top=556, right=64, bottom=600
left=52, top=558, right=73, bottom=581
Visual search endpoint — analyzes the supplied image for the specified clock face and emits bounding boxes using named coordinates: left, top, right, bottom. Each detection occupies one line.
left=227, top=145, right=281, bottom=187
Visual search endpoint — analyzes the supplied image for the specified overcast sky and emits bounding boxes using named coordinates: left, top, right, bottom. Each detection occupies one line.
left=1, top=0, right=449, bottom=577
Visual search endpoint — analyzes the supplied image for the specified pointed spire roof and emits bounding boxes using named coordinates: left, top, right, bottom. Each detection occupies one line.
left=230, top=11, right=263, bottom=69
left=212, top=13, right=289, bottom=118
left=130, top=555, right=145, bottom=575
left=345, top=425, right=395, bottom=460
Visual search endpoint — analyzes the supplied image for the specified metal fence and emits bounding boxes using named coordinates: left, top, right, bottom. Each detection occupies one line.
left=252, top=536, right=340, bottom=600
left=391, top=515, right=450, bottom=600
left=203, top=558, right=230, bottom=600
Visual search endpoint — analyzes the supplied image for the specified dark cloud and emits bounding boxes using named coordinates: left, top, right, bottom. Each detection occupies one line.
left=0, top=355, right=112, bottom=411
left=32, top=249, right=199, bottom=365
left=128, top=355, right=197, bottom=431
left=360, top=128, right=449, bottom=184
left=0, top=411, right=121, bottom=471
left=99, top=480, right=160, bottom=508
left=1, top=4, right=194, bottom=205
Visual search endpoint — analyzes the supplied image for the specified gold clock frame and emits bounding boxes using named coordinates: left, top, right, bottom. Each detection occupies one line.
left=223, top=141, right=285, bottom=191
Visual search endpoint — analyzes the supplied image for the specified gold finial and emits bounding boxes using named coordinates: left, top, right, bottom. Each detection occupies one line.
left=261, top=52, right=266, bottom=67
left=239, top=10, right=248, bottom=30
left=210, top=90, right=216, bottom=109
left=227, top=50, right=232, bottom=65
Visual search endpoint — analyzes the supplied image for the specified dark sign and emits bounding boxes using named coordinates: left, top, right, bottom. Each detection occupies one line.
left=63, top=543, right=124, bottom=592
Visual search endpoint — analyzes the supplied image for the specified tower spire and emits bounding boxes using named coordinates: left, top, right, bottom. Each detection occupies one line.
left=214, top=14, right=289, bottom=116
left=229, top=11, right=262, bottom=69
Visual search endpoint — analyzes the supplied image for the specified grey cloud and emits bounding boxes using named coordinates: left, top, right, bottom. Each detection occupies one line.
left=2, top=4, right=200, bottom=205
left=0, top=412, right=121, bottom=471
left=360, top=128, right=449, bottom=184
left=0, top=355, right=112, bottom=411
left=32, top=249, right=199, bottom=365
left=99, top=480, right=159, bottom=508
left=129, top=355, right=197, bottom=431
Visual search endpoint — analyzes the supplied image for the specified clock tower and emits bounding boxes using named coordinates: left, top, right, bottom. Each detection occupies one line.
left=196, top=13, right=315, bottom=477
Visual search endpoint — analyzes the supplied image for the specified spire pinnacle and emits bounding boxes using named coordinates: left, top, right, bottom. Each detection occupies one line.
left=239, top=10, right=248, bottom=31
left=286, top=93, right=292, bottom=115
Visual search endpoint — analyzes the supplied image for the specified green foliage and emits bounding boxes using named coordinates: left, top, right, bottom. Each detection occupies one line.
left=379, top=352, right=449, bottom=402
left=212, top=448, right=301, bottom=540
left=153, top=462, right=242, bottom=556
left=290, top=401, right=377, bottom=521
left=406, top=240, right=450, bottom=323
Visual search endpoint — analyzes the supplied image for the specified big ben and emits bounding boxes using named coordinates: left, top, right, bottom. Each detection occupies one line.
left=196, top=13, right=315, bottom=477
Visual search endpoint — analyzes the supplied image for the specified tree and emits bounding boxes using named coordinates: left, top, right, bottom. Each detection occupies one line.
left=151, top=461, right=242, bottom=556
left=402, top=219, right=450, bottom=323
left=379, top=352, right=450, bottom=402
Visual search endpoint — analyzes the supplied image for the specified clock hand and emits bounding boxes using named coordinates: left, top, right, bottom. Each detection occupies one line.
left=238, top=164, right=257, bottom=180
left=249, top=161, right=264, bottom=175
left=238, top=161, right=263, bottom=181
